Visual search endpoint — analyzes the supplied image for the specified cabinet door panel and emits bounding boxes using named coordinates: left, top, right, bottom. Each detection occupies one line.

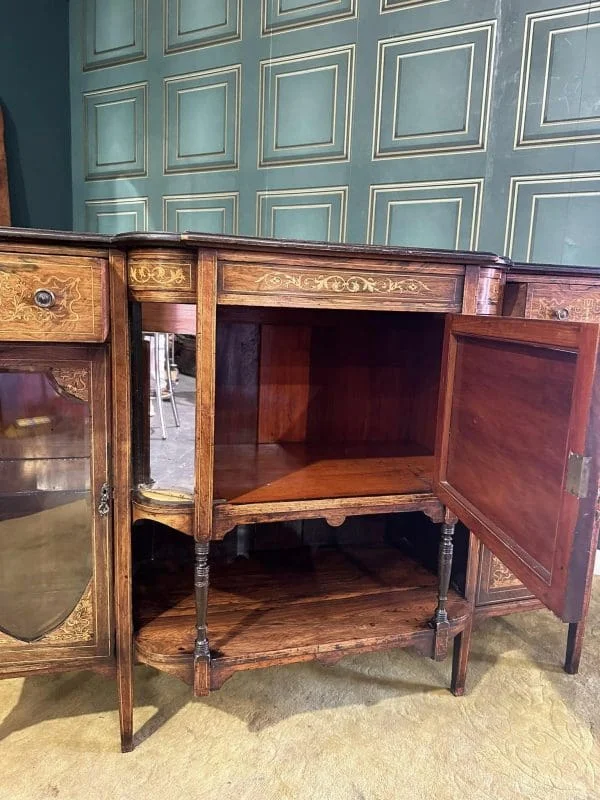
left=435, top=316, right=600, bottom=622
left=0, top=346, right=111, bottom=667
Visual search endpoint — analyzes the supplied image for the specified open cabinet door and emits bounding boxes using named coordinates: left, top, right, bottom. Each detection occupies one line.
left=434, top=315, right=600, bottom=622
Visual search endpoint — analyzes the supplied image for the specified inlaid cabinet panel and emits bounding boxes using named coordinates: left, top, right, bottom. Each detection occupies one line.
left=0, top=345, right=112, bottom=672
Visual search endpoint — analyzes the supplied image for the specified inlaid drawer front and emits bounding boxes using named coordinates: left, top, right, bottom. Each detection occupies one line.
left=0, top=254, right=108, bottom=341
left=219, top=262, right=464, bottom=310
left=528, top=283, right=600, bottom=322
left=127, top=248, right=195, bottom=302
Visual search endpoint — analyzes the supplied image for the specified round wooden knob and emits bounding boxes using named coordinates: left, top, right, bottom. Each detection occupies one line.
left=33, top=288, right=56, bottom=309
left=554, top=307, right=569, bottom=321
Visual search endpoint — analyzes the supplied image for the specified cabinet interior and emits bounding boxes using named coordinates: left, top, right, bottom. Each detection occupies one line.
left=214, top=306, right=445, bottom=504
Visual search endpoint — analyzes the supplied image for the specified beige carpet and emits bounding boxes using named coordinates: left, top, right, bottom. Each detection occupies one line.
left=1, top=580, right=598, bottom=800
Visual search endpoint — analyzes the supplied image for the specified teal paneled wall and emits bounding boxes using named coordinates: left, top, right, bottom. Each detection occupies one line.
left=71, top=0, right=600, bottom=265
left=0, top=0, right=72, bottom=229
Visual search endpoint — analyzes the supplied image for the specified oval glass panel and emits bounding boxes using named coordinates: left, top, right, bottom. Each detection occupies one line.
left=0, top=370, right=92, bottom=642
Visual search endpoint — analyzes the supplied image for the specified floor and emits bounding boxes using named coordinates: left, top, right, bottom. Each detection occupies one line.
left=149, top=374, right=195, bottom=493
left=1, top=582, right=598, bottom=800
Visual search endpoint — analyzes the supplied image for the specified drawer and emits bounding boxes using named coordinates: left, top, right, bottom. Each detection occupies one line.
left=527, top=282, right=600, bottom=322
left=218, top=261, right=464, bottom=311
left=0, top=253, right=108, bottom=341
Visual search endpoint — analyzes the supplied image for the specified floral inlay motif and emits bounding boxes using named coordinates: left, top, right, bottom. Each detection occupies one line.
left=0, top=272, right=81, bottom=327
left=50, top=367, right=90, bottom=402
left=490, top=555, right=522, bottom=589
left=255, top=271, right=433, bottom=294
left=129, top=264, right=190, bottom=287
left=532, top=296, right=600, bottom=322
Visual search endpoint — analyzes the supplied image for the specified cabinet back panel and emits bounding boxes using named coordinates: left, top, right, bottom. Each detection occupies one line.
left=215, top=322, right=259, bottom=445
left=215, top=309, right=443, bottom=449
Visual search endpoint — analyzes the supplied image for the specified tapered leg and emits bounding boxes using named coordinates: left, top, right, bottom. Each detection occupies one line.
left=565, top=620, right=586, bottom=674
left=431, top=511, right=457, bottom=661
left=193, top=540, right=211, bottom=696
left=451, top=617, right=473, bottom=696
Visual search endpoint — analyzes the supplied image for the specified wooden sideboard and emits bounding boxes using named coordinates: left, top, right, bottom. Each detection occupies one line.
left=1, top=228, right=598, bottom=754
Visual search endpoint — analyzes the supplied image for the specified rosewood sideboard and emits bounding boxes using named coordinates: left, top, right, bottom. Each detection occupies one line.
left=0, top=227, right=598, bottom=753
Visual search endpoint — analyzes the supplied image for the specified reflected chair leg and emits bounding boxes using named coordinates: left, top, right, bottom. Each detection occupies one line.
left=164, top=334, right=180, bottom=428
left=451, top=616, right=473, bottom=696
left=431, top=510, right=457, bottom=661
left=153, top=333, right=167, bottom=440
left=193, top=540, right=211, bottom=696
left=565, top=620, right=586, bottom=674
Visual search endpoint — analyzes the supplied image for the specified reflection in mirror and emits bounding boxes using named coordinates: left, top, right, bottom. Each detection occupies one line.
left=140, top=303, right=196, bottom=497
left=0, top=370, right=92, bottom=642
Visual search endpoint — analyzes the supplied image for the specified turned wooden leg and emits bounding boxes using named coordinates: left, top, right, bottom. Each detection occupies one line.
left=193, top=540, right=211, bottom=696
left=431, top=511, right=457, bottom=661
left=451, top=617, right=473, bottom=696
left=565, top=620, right=586, bottom=675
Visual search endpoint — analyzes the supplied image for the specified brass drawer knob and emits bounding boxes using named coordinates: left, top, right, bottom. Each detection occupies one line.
left=33, top=288, right=56, bottom=309
left=554, top=307, right=569, bottom=321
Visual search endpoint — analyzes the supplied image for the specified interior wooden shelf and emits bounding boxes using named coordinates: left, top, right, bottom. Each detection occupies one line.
left=134, top=546, right=470, bottom=686
left=214, top=442, right=434, bottom=504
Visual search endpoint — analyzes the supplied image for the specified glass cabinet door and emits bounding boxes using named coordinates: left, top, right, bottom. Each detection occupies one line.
left=0, top=346, right=111, bottom=670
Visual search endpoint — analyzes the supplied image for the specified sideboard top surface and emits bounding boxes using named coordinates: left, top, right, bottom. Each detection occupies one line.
left=0, top=226, right=510, bottom=267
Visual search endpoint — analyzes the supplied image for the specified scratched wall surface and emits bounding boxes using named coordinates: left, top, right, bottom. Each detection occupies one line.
left=70, top=0, right=600, bottom=265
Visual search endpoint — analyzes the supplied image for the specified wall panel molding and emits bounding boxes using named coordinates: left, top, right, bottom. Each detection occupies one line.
left=84, top=83, right=147, bottom=180
left=368, top=179, right=483, bottom=249
left=85, top=197, right=148, bottom=233
left=506, top=172, right=600, bottom=265
left=83, top=0, right=147, bottom=70
left=515, top=3, right=600, bottom=148
left=259, top=45, right=354, bottom=167
left=164, top=65, right=240, bottom=173
left=257, top=187, right=348, bottom=241
left=163, top=192, right=238, bottom=233
left=262, top=0, right=357, bottom=35
left=374, top=21, right=495, bottom=159
left=164, top=0, right=240, bottom=54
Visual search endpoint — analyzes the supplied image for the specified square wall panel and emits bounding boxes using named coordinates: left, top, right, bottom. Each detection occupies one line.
left=84, top=84, right=147, bottom=180
left=257, top=188, right=347, bottom=241
left=163, top=193, right=238, bottom=233
left=382, top=0, right=448, bottom=9
left=262, top=0, right=356, bottom=34
left=83, top=0, right=146, bottom=70
left=369, top=180, right=482, bottom=249
left=165, top=66, right=240, bottom=173
left=374, top=22, right=495, bottom=158
left=506, top=174, right=600, bottom=266
left=85, top=198, right=148, bottom=233
left=165, top=0, right=240, bottom=53
left=260, top=46, right=354, bottom=167
left=515, top=4, right=600, bottom=147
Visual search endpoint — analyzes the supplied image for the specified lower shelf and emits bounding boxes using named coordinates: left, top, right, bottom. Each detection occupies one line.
left=134, top=546, right=470, bottom=688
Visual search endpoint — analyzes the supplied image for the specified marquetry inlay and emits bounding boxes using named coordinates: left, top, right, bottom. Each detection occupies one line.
left=530, top=294, right=600, bottom=322
left=50, top=367, right=90, bottom=402
left=0, top=271, right=82, bottom=327
left=128, top=250, right=195, bottom=292
left=255, top=271, right=433, bottom=295
left=489, top=555, right=522, bottom=589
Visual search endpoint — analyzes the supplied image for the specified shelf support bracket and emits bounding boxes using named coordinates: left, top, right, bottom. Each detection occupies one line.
left=430, top=509, right=457, bottom=661
left=193, top=539, right=211, bottom=696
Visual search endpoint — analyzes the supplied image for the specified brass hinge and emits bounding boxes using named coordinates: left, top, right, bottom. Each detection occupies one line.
left=566, top=452, right=591, bottom=499
left=98, top=483, right=112, bottom=516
